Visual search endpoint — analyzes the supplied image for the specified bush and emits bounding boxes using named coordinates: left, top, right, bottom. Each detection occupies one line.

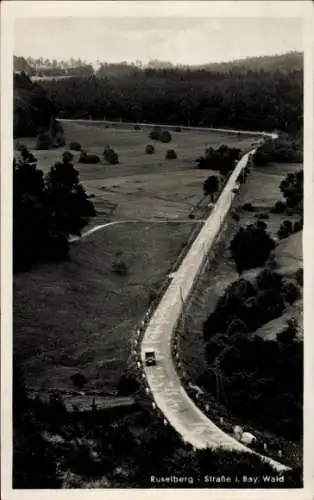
left=257, top=288, right=285, bottom=321
left=71, top=373, right=87, bottom=390
left=230, top=223, right=276, bottom=273
left=266, top=253, right=278, bottom=270
left=241, top=203, right=256, bottom=212
left=256, top=212, right=269, bottom=220
left=231, top=212, right=240, bottom=222
left=285, top=207, right=295, bottom=216
left=149, top=125, right=162, bottom=140
left=293, top=220, right=303, bottom=233
left=270, top=201, right=286, bottom=214
left=280, top=170, right=303, bottom=212
left=277, top=220, right=293, bottom=240
left=282, top=280, right=300, bottom=304
left=159, top=130, right=172, bottom=143
left=117, top=374, right=140, bottom=396
left=79, top=151, right=100, bottom=164
left=69, top=141, right=82, bottom=151
left=112, top=260, right=128, bottom=276
left=145, top=144, right=155, bottom=154
left=62, top=151, right=74, bottom=163
left=295, top=268, right=303, bottom=286
left=16, top=142, right=27, bottom=152
left=203, top=175, right=219, bottom=199
left=166, top=149, right=177, bottom=160
left=277, top=318, right=298, bottom=343
left=79, top=152, right=100, bottom=164
left=256, top=220, right=267, bottom=230
left=256, top=269, right=282, bottom=291
left=36, top=133, right=52, bottom=150
left=103, top=146, right=119, bottom=164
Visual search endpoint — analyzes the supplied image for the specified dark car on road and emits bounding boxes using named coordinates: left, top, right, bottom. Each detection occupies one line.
left=145, top=351, right=157, bottom=366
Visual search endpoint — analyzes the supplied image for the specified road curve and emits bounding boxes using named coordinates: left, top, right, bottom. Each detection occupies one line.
left=60, top=117, right=277, bottom=139
left=140, top=147, right=288, bottom=472
left=68, top=124, right=283, bottom=470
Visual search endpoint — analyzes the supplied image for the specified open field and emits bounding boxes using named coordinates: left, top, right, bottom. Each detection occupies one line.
left=15, top=121, right=258, bottom=222
left=14, top=221, right=195, bottom=391
left=13, top=122, right=263, bottom=393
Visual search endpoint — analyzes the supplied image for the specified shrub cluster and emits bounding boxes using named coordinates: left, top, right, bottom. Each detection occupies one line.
left=277, top=219, right=303, bottom=240
left=159, top=130, right=172, bottom=143
left=145, top=144, right=155, bottom=155
left=166, top=149, right=177, bottom=160
left=196, top=145, right=242, bottom=176
left=230, top=222, right=276, bottom=273
left=149, top=126, right=172, bottom=143
left=79, top=151, right=101, bottom=164
left=69, top=141, right=82, bottom=151
left=253, top=135, right=303, bottom=166
left=280, top=171, right=303, bottom=212
left=103, top=145, right=119, bottom=164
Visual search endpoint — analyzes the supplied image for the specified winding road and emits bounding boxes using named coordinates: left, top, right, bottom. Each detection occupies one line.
left=71, top=123, right=285, bottom=471
left=138, top=143, right=289, bottom=472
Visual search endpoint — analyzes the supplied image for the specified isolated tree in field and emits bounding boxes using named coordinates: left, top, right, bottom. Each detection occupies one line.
left=145, top=144, right=155, bottom=154
left=166, top=149, right=177, bottom=160
left=103, top=146, right=119, bottom=164
left=79, top=151, right=101, bottom=164
left=230, top=223, right=276, bottom=273
left=71, top=373, right=87, bottom=390
left=203, top=175, right=219, bottom=201
left=159, top=130, right=172, bottom=143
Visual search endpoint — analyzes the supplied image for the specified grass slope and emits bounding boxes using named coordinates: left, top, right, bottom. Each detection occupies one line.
left=13, top=122, right=262, bottom=393
left=14, top=222, right=194, bottom=391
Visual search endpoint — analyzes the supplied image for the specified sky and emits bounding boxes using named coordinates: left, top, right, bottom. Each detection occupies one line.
left=14, top=17, right=303, bottom=66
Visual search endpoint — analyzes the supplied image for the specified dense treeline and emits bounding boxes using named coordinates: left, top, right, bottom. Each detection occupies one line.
left=39, top=66, right=302, bottom=133
left=198, top=327, right=303, bottom=441
left=253, top=135, right=303, bottom=166
left=200, top=267, right=303, bottom=441
left=13, top=148, right=95, bottom=273
left=14, top=72, right=57, bottom=137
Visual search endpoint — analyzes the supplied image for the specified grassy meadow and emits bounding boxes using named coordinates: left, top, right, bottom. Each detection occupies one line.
left=14, top=121, right=258, bottom=393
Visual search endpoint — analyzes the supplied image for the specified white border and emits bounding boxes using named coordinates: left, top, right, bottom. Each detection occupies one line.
left=1, top=2, right=314, bottom=499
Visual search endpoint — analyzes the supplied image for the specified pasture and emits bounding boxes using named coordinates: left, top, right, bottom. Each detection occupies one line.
left=13, top=121, right=260, bottom=393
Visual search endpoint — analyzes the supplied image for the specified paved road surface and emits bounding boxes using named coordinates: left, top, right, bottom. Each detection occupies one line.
left=140, top=149, right=288, bottom=472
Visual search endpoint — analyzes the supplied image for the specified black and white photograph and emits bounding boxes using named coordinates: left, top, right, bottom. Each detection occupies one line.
left=1, top=0, right=313, bottom=496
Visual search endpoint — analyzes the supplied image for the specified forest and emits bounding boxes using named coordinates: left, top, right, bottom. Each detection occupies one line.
left=14, top=52, right=303, bottom=138
left=40, top=67, right=302, bottom=133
